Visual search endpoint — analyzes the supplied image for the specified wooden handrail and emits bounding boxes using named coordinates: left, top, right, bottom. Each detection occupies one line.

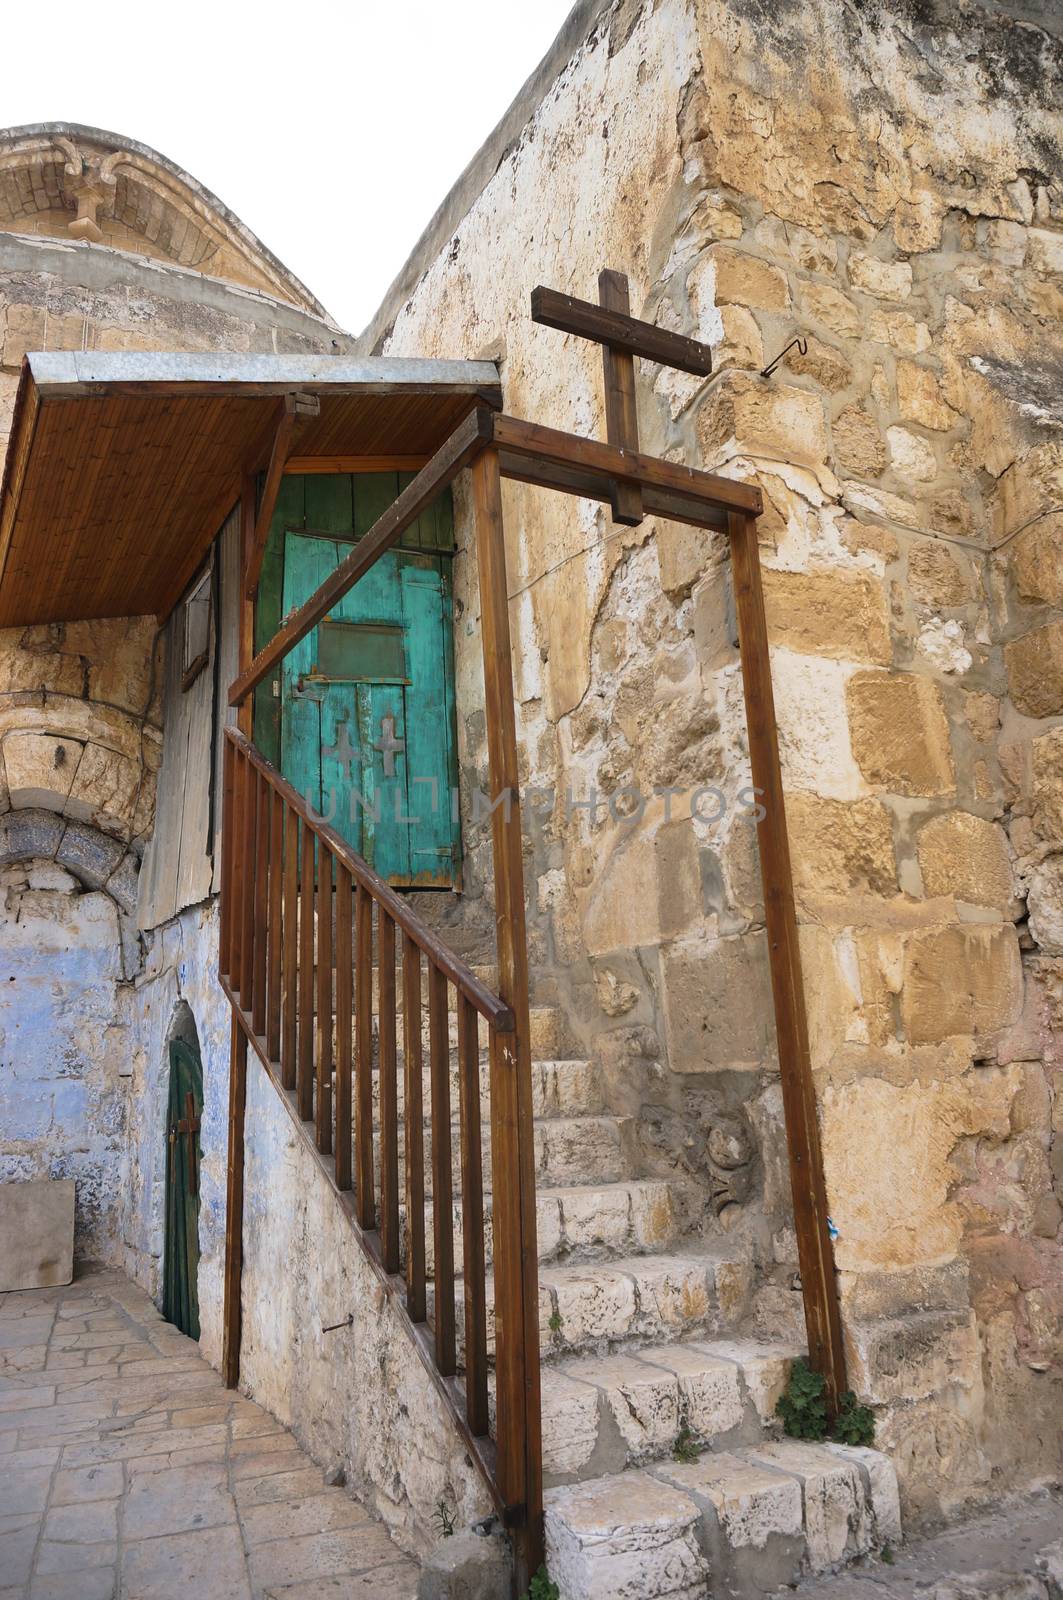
left=218, top=724, right=519, bottom=1527
left=224, top=727, right=514, bottom=1032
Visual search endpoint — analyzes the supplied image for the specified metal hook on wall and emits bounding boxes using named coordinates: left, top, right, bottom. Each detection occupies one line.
left=760, top=336, right=808, bottom=379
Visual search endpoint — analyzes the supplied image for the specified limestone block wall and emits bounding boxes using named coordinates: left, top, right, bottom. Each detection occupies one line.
left=368, top=0, right=1063, bottom=1522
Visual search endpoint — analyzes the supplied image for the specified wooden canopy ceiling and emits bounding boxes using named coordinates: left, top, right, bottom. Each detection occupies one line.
left=0, top=352, right=501, bottom=626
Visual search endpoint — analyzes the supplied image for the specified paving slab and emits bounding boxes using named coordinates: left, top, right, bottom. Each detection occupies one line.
left=0, top=1265, right=418, bottom=1599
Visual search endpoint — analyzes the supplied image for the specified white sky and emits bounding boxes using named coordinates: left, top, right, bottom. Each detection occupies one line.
left=1, top=1, right=575, bottom=334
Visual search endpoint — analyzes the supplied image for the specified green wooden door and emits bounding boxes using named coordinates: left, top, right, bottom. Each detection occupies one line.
left=279, top=533, right=461, bottom=888
left=162, top=1037, right=203, bottom=1340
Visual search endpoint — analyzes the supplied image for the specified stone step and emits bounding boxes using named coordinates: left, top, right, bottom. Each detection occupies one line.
left=411, top=1178, right=702, bottom=1276
left=338, top=1001, right=570, bottom=1059
left=372, top=1058, right=605, bottom=1121
left=379, top=1113, right=635, bottom=1193
left=544, top=1439, right=902, bottom=1600
left=536, top=1337, right=802, bottom=1486
left=440, top=1249, right=752, bottom=1366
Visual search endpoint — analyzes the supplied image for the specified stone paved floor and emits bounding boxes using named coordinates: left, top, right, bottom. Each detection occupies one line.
left=0, top=1267, right=420, bottom=1599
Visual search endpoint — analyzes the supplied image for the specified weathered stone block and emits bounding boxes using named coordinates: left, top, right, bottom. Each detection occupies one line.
left=785, top=336, right=852, bottom=392
left=824, top=1443, right=902, bottom=1545
left=691, top=1337, right=799, bottom=1426
left=897, top=361, right=960, bottom=431
left=1012, top=515, right=1063, bottom=607
left=802, top=282, right=863, bottom=338
left=0, top=1179, right=75, bottom=1290
left=762, top=568, right=891, bottom=665
left=845, top=1309, right=980, bottom=1405
left=834, top=404, right=888, bottom=477
left=564, top=1354, right=680, bottom=1467
left=1005, top=621, right=1063, bottom=719
left=0, top=807, right=64, bottom=863
left=661, top=933, right=774, bottom=1071
left=917, top=811, right=1013, bottom=909
left=849, top=254, right=912, bottom=300
left=868, top=309, right=932, bottom=353
left=1027, top=854, right=1063, bottom=954
left=847, top=671, right=954, bottom=796
left=653, top=1450, right=805, bottom=1592
left=55, top=822, right=125, bottom=890
left=417, top=1529, right=513, bottom=1600
left=637, top=1345, right=745, bottom=1440
left=888, top=425, right=938, bottom=481
left=908, top=540, right=974, bottom=606
left=696, top=376, right=828, bottom=467
left=1031, top=727, right=1063, bottom=839
left=702, top=244, right=791, bottom=311
left=545, top=1472, right=709, bottom=1600
left=744, top=1440, right=873, bottom=1571
left=3, top=731, right=81, bottom=810
left=902, top=924, right=1022, bottom=1043
left=786, top=792, right=896, bottom=897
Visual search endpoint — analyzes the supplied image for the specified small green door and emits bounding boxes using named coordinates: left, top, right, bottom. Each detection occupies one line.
left=281, top=539, right=460, bottom=885
left=163, top=1037, right=203, bottom=1340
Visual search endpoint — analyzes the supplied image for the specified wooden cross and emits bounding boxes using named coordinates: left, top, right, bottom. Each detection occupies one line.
left=531, top=271, right=714, bottom=527
left=170, top=1089, right=201, bottom=1196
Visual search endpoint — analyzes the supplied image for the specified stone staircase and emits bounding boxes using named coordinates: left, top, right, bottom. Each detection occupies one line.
left=377, top=973, right=902, bottom=1599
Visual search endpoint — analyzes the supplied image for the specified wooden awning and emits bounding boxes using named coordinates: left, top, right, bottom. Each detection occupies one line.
left=0, top=352, right=501, bottom=626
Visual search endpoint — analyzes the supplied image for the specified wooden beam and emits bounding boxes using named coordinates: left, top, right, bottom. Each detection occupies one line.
left=229, top=405, right=495, bottom=707
left=283, top=455, right=430, bottom=475
left=597, top=270, right=643, bottom=527
left=728, top=508, right=847, bottom=1413
left=497, top=450, right=730, bottom=532
left=244, top=400, right=297, bottom=598
left=491, top=412, right=762, bottom=517
left=531, top=284, right=713, bottom=376
left=471, top=449, right=543, bottom=1588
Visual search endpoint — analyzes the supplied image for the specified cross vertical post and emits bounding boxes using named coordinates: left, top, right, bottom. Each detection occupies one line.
left=597, top=269, right=644, bottom=525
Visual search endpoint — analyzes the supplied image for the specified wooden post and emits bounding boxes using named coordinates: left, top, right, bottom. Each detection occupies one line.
left=221, top=475, right=257, bottom=1388
left=729, top=509, right=848, bottom=1411
left=597, top=269, right=643, bottom=527
left=222, top=1017, right=247, bottom=1388
left=471, top=449, right=543, bottom=1589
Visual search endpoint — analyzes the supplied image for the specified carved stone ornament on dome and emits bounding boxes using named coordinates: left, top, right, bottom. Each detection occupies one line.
left=51, top=136, right=122, bottom=244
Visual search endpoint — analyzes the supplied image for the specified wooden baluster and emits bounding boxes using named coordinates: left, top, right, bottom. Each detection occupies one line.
left=378, top=911, right=399, bottom=1274
left=354, top=885, right=375, bottom=1228
left=266, top=786, right=283, bottom=1062
left=251, top=772, right=269, bottom=1038
left=220, top=737, right=234, bottom=979
left=280, top=803, right=299, bottom=1090
left=457, top=996, right=488, bottom=1435
left=429, top=966, right=455, bottom=1377
left=472, top=448, right=542, bottom=1579
left=315, top=848, right=333, bottom=1155
left=239, top=749, right=256, bottom=1012
left=334, top=863, right=353, bottom=1190
left=402, top=935, right=426, bottom=1322
left=297, top=824, right=315, bottom=1122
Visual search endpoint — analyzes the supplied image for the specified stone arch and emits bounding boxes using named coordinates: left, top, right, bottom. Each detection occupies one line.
left=0, top=807, right=141, bottom=976
left=0, top=809, right=139, bottom=1263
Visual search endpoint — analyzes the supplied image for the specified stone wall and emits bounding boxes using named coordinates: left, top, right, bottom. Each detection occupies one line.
left=368, top=0, right=1063, bottom=1523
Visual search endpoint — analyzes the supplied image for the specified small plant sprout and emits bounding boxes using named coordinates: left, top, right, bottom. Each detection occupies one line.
left=776, top=1361, right=876, bottom=1446
left=672, top=1421, right=700, bottom=1464
left=547, top=1309, right=564, bottom=1333
left=522, top=1566, right=561, bottom=1600
left=433, top=1500, right=456, bottom=1538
